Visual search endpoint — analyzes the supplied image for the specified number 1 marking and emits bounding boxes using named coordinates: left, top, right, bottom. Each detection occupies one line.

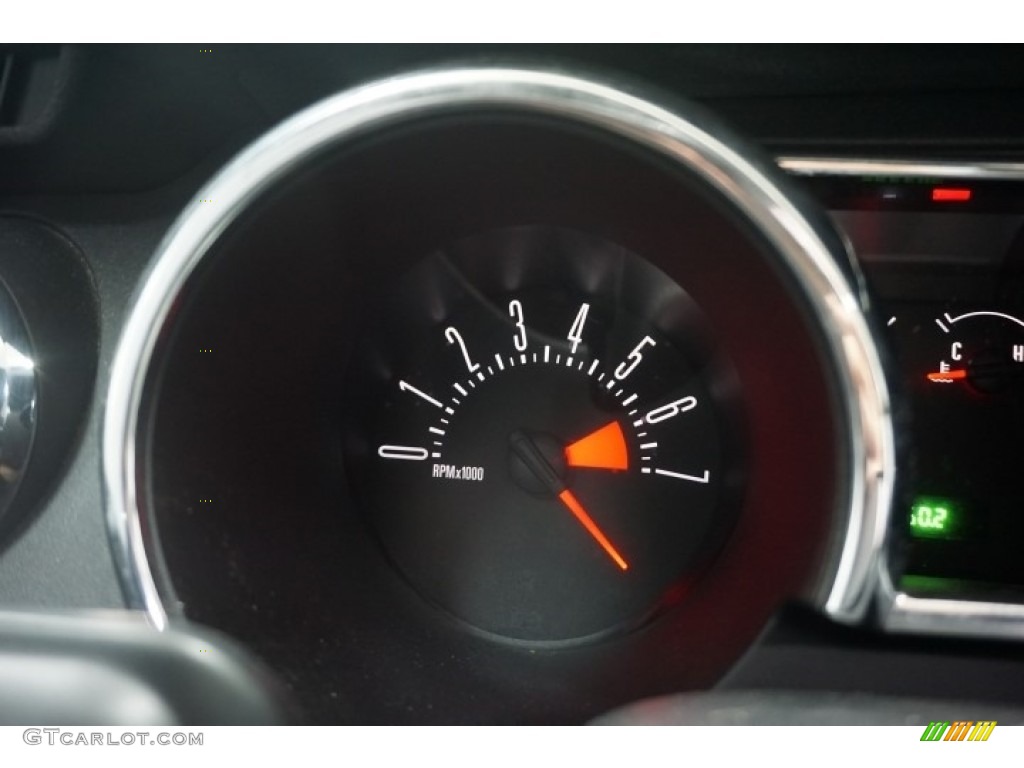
left=398, top=380, right=443, bottom=409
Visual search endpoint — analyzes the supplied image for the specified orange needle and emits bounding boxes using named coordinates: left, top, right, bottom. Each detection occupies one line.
left=557, top=489, right=629, bottom=571
left=565, top=421, right=629, bottom=470
left=927, top=369, right=967, bottom=382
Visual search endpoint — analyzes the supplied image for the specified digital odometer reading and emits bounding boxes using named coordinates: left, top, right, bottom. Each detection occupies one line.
left=909, top=496, right=961, bottom=540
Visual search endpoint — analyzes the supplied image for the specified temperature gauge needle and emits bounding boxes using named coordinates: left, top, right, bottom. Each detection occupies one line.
left=557, top=489, right=629, bottom=571
left=927, top=369, right=967, bottom=382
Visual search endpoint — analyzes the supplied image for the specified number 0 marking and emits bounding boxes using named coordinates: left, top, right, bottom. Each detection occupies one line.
left=378, top=445, right=429, bottom=461
left=445, top=326, right=480, bottom=373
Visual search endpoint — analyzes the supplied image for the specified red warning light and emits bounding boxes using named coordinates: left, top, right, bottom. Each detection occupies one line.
left=931, top=187, right=972, bottom=202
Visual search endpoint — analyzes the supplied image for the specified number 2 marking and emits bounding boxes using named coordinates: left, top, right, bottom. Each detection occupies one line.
left=445, top=326, right=480, bottom=373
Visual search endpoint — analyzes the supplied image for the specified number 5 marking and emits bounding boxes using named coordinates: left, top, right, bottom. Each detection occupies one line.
left=615, top=335, right=656, bottom=380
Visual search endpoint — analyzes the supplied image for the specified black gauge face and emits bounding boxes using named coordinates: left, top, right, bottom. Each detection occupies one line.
left=343, top=227, right=743, bottom=644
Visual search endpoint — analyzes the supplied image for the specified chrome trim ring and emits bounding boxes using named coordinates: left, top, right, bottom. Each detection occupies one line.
left=0, top=278, right=36, bottom=522
left=780, top=154, right=1024, bottom=642
left=103, top=68, right=896, bottom=631
left=779, top=156, right=1024, bottom=180
left=881, top=574, right=1024, bottom=642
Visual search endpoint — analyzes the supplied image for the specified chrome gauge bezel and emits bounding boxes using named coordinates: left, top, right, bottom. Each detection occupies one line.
left=0, top=277, right=36, bottom=523
left=103, top=68, right=895, bottom=632
left=782, top=156, right=1024, bottom=641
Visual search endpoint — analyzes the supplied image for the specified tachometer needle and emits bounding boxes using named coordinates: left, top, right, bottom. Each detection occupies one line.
left=565, top=421, right=628, bottom=471
left=509, top=429, right=630, bottom=571
left=557, top=489, right=629, bottom=571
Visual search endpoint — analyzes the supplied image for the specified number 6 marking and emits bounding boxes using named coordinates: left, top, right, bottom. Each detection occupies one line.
left=645, top=396, right=697, bottom=424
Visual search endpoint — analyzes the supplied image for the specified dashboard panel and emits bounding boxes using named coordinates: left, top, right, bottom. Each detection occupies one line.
left=1, top=44, right=1024, bottom=725
left=793, top=162, right=1024, bottom=640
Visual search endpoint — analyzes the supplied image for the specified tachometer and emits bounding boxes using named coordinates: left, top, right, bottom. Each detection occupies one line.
left=343, top=227, right=742, bottom=644
left=114, top=67, right=893, bottom=720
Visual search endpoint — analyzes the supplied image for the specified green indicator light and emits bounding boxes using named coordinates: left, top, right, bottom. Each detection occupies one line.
left=909, top=496, right=960, bottom=539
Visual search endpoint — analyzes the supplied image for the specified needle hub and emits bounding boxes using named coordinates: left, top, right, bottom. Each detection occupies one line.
left=507, top=430, right=568, bottom=498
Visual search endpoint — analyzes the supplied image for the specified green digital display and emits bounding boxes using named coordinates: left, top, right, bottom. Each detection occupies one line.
left=909, top=496, right=960, bottom=539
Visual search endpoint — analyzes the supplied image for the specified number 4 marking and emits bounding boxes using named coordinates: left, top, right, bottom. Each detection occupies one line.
left=567, top=303, right=590, bottom=354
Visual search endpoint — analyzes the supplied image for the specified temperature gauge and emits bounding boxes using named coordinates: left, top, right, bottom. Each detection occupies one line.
left=926, top=310, right=1024, bottom=394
